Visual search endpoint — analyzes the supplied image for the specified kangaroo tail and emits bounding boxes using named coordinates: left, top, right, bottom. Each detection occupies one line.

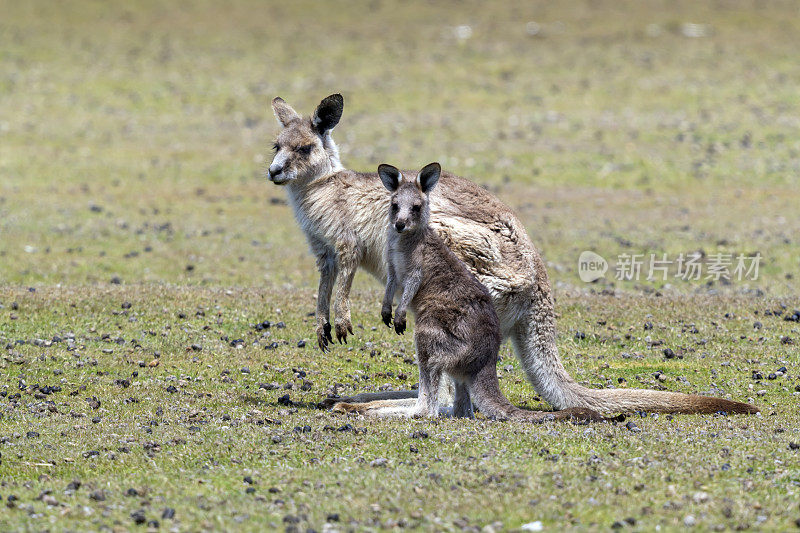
left=468, top=362, right=605, bottom=422
left=508, top=294, right=759, bottom=415
left=560, top=385, right=758, bottom=415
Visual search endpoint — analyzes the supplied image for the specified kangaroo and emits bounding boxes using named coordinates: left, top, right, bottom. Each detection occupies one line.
left=267, top=94, right=759, bottom=416
left=335, top=163, right=604, bottom=423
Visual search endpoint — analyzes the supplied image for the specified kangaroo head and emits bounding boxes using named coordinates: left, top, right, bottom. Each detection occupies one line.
left=378, top=162, right=441, bottom=234
left=267, top=94, right=344, bottom=185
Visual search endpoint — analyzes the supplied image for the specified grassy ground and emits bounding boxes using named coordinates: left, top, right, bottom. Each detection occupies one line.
left=1, top=0, right=799, bottom=531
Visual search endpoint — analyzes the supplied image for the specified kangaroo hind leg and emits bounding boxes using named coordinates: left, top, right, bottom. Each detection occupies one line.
left=452, top=380, right=473, bottom=418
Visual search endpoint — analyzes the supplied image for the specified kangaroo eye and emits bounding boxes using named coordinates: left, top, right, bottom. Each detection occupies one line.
left=391, top=203, right=398, bottom=211
left=273, top=143, right=280, bottom=152
left=411, top=205, right=421, bottom=212
left=297, top=144, right=314, bottom=155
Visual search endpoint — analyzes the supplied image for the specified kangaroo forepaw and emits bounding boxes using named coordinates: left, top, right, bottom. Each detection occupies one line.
left=394, top=316, right=406, bottom=335
left=335, top=319, right=353, bottom=344
left=317, top=323, right=333, bottom=352
left=381, top=308, right=392, bottom=328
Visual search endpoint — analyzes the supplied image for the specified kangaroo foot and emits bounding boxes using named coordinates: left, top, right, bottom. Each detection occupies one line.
left=319, top=396, right=354, bottom=409
left=331, top=402, right=366, bottom=414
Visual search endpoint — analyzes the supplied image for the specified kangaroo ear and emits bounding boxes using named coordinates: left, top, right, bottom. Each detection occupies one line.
left=312, top=94, right=344, bottom=135
left=272, top=97, right=300, bottom=127
left=416, top=162, right=441, bottom=194
left=378, top=164, right=401, bottom=192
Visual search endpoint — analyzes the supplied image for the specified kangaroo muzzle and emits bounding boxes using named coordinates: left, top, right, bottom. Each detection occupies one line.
left=268, top=164, right=283, bottom=179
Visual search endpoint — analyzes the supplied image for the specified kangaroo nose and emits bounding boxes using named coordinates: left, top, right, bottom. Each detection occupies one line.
left=268, top=164, right=283, bottom=179
left=395, top=221, right=406, bottom=232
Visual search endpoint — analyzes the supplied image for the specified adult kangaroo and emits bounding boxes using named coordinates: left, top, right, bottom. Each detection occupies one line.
left=266, top=93, right=758, bottom=416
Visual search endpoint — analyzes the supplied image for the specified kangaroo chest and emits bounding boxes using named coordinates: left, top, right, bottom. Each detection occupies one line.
left=287, top=179, right=389, bottom=279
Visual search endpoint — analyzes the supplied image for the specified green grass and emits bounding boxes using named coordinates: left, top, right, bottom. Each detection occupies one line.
left=1, top=0, right=799, bottom=530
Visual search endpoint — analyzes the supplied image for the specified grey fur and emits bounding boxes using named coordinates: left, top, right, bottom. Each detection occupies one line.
left=373, top=163, right=603, bottom=422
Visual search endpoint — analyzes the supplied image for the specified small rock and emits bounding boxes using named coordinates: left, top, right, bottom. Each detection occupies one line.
left=277, top=394, right=292, bottom=406
left=370, top=458, right=388, bottom=467
left=520, top=521, right=543, bottom=531
left=663, top=348, right=675, bottom=359
left=625, top=422, right=641, bottom=433
left=789, top=442, right=799, bottom=450
left=683, top=514, right=696, bottom=527
left=130, top=509, right=146, bottom=524
left=162, top=508, right=175, bottom=519
left=89, top=490, right=105, bottom=501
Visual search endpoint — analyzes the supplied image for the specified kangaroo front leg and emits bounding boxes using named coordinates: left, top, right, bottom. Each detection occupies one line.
left=314, top=248, right=337, bottom=352
left=381, top=265, right=396, bottom=328
left=333, top=238, right=361, bottom=344
left=394, top=267, right=421, bottom=335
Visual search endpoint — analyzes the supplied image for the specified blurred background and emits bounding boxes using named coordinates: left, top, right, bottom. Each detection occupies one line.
left=2, top=0, right=798, bottom=294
